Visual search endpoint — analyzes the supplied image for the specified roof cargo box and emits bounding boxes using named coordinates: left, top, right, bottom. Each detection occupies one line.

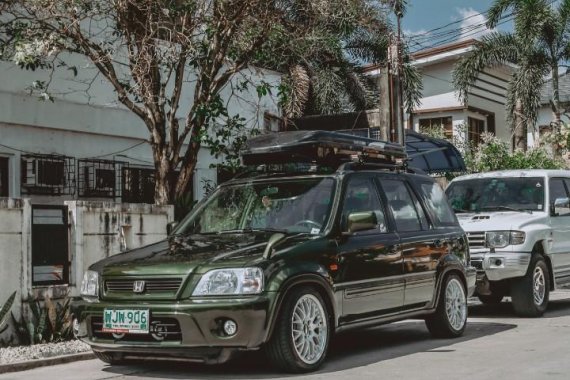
left=242, top=130, right=407, bottom=167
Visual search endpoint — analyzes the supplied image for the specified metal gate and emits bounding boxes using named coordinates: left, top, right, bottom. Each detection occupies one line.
left=32, top=205, right=69, bottom=285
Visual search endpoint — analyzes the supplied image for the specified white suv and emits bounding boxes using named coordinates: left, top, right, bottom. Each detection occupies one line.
left=446, top=170, right=570, bottom=317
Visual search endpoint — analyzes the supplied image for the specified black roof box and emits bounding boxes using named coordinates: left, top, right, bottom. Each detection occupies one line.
left=241, top=130, right=407, bottom=166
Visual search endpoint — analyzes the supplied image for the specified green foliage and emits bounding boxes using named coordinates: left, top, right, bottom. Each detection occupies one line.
left=0, top=291, right=17, bottom=335
left=11, top=294, right=73, bottom=345
left=470, top=133, right=564, bottom=172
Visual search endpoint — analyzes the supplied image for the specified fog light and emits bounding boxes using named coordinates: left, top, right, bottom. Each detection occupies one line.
left=223, top=320, right=237, bottom=336
left=495, top=259, right=503, bottom=266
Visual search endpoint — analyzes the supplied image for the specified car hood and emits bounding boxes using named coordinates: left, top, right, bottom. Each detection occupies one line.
left=91, top=232, right=315, bottom=277
left=456, top=211, right=548, bottom=232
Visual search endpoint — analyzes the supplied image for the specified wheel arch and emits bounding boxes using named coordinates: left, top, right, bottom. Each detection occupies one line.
left=533, top=240, right=555, bottom=291
left=265, top=273, right=337, bottom=343
left=432, top=257, right=468, bottom=309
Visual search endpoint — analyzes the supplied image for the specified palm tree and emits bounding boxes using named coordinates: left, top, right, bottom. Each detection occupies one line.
left=255, top=0, right=422, bottom=122
left=453, top=0, right=570, bottom=151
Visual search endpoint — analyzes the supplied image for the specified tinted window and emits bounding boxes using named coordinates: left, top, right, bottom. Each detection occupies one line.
left=418, top=181, right=456, bottom=225
left=380, top=179, right=422, bottom=232
left=342, top=177, right=387, bottom=233
left=550, top=178, right=568, bottom=203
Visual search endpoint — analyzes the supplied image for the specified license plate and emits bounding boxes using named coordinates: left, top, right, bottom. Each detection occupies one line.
left=102, top=309, right=149, bottom=334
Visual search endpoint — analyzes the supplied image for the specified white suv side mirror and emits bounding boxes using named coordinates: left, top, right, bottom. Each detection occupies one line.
left=552, top=197, right=570, bottom=217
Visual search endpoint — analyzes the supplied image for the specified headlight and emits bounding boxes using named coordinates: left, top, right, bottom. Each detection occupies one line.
left=192, top=268, right=263, bottom=296
left=486, top=231, right=525, bottom=248
left=80, top=270, right=99, bottom=297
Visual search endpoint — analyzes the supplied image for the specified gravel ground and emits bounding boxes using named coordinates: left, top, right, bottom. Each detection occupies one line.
left=0, top=340, right=90, bottom=364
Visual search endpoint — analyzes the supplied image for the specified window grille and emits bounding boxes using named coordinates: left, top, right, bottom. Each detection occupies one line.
left=20, top=154, right=75, bottom=195
left=122, top=167, right=156, bottom=204
left=77, top=159, right=128, bottom=198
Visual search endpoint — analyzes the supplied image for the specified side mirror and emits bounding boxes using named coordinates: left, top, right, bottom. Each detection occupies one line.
left=167, top=221, right=179, bottom=235
left=552, top=197, right=570, bottom=217
left=345, top=211, right=377, bottom=234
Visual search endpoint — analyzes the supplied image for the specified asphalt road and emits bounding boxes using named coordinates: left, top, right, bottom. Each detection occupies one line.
left=5, top=292, right=570, bottom=380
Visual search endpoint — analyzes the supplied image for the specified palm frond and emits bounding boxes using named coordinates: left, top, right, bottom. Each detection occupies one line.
left=312, top=66, right=345, bottom=114
left=453, top=32, right=519, bottom=103
left=487, top=0, right=515, bottom=28
left=401, top=62, right=423, bottom=115
left=282, top=64, right=311, bottom=118
left=343, top=69, right=378, bottom=111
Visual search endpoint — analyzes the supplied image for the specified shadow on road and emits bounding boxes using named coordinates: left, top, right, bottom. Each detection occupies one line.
left=468, top=294, right=570, bottom=319
left=101, top=320, right=515, bottom=379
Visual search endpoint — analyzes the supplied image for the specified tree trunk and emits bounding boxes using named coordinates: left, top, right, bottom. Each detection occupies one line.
left=513, top=99, right=527, bottom=151
left=152, top=145, right=172, bottom=206
left=551, top=64, right=561, bottom=133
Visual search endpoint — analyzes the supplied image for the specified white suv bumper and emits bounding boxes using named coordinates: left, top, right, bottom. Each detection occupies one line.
left=471, top=252, right=531, bottom=281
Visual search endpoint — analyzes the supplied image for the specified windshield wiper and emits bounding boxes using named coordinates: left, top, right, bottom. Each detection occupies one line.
left=479, top=206, right=532, bottom=214
left=218, top=228, right=291, bottom=235
left=452, top=208, right=471, bottom=213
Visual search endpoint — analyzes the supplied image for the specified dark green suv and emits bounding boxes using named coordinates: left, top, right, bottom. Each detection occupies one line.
left=72, top=131, right=476, bottom=372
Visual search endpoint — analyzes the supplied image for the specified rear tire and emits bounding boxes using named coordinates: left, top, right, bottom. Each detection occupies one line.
left=426, top=274, right=467, bottom=338
left=266, top=286, right=330, bottom=373
left=93, top=351, right=125, bottom=365
left=511, top=255, right=549, bottom=317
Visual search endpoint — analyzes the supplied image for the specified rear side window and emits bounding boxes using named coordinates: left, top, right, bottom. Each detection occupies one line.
left=417, top=181, right=457, bottom=226
left=379, top=179, right=423, bottom=232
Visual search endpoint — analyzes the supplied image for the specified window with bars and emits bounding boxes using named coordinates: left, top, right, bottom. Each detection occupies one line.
left=78, top=159, right=128, bottom=198
left=20, top=154, right=75, bottom=195
left=122, top=167, right=156, bottom=204
left=467, top=117, right=485, bottom=146
left=0, top=157, right=8, bottom=197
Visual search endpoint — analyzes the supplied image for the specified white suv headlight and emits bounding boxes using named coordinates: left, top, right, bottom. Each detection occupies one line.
left=80, top=270, right=99, bottom=297
left=192, top=268, right=264, bottom=296
left=486, top=231, right=525, bottom=248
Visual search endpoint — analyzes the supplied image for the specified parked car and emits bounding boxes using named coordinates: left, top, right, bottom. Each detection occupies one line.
left=446, top=170, right=570, bottom=317
left=72, top=131, right=475, bottom=372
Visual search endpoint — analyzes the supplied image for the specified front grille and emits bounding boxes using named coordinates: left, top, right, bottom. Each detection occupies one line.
left=466, top=232, right=486, bottom=249
left=91, top=316, right=182, bottom=342
left=105, top=278, right=182, bottom=293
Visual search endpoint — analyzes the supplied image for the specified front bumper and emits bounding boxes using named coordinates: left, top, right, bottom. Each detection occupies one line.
left=470, top=251, right=531, bottom=282
left=71, top=295, right=273, bottom=363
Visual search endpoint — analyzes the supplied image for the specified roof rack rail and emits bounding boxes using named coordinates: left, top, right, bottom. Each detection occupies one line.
left=241, top=130, right=407, bottom=169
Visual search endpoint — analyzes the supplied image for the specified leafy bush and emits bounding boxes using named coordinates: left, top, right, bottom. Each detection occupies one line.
left=0, top=291, right=17, bottom=335
left=470, top=133, right=564, bottom=172
left=11, top=294, right=73, bottom=345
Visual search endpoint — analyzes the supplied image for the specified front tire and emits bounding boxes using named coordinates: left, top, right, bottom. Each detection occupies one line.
left=426, top=274, right=467, bottom=338
left=511, top=255, right=549, bottom=317
left=266, top=286, right=330, bottom=373
left=93, top=351, right=125, bottom=365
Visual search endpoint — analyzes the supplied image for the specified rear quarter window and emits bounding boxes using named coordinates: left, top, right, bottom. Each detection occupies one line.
left=416, top=181, right=457, bottom=226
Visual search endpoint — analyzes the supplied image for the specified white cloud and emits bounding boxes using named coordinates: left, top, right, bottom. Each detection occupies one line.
left=456, top=7, right=493, bottom=41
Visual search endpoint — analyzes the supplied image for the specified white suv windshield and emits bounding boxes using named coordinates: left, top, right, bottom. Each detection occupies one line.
left=178, top=178, right=336, bottom=234
left=446, top=177, right=545, bottom=212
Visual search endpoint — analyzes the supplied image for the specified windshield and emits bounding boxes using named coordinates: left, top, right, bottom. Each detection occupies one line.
left=446, top=177, right=545, bottom=212
left=177, top=177, right=336, bottom=235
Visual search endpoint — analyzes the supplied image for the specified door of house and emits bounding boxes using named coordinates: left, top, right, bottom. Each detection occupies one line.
left=32, top=205, right=69, bottom=285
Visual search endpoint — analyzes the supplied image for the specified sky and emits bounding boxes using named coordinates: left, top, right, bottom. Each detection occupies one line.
left=401, top=0, right=511, bottom=52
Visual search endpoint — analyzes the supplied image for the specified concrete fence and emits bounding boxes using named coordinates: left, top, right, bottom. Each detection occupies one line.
left=0, top=198, right=173, bottom=344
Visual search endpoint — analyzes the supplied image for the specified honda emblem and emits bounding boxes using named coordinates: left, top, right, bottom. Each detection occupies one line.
left=133, top=280, right=146, bottom=293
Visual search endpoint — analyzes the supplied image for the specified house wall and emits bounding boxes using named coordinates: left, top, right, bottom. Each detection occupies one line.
left=0, top=56, right=281, bottom=202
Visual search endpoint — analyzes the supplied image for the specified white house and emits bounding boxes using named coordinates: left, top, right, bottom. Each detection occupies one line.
left=0, top=58, right=281, bottom=204
left=365, top=39, right=515, bottom=147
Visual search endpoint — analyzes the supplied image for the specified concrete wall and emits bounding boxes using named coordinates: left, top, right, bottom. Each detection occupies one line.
left=0, top=198, right=172, bottom=344
left=66, top=201, right=174, bottom=295
left=0, top=198, right=31, bottom=344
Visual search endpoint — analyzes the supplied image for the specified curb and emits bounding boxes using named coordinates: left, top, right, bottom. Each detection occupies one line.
left=0, top=352, right=96, bottom=374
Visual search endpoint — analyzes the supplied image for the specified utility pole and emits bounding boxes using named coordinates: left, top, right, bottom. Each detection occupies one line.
left=386, top=1, right=406, bottom=147
left=396, top=9, right=406, bottom=147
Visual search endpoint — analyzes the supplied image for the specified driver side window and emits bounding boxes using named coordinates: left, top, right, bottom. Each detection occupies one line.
left=550, top=178, right=570, bottom=217
left=341, top=177, right=387, bottom=233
